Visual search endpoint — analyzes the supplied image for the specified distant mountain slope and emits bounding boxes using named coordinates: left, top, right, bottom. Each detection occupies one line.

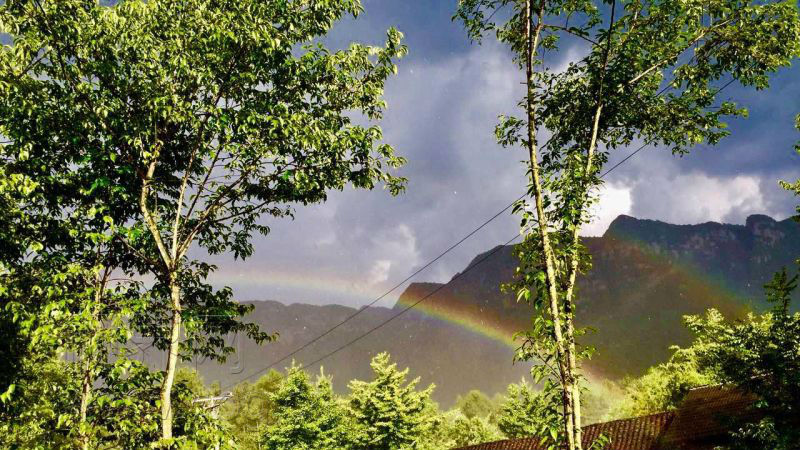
left=164, top=300, right=533, bottom=405
left=172, top=214, right=798, bottom=405
left=395, top=214, right=800, bottom=379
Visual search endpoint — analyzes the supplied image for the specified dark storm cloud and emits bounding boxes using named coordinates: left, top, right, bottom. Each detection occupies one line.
left=209, top=40, right=532, bottom=306
left=207, top=0, right=800, bottom=307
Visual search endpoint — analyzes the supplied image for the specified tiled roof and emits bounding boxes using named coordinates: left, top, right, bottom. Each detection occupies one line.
left=585, top=412, right=674, bottom=450
left=659, top=385, right=760, bottom=450
left=453, top=412, right=674, bottom=450
left=452, top=385, right=761, bottom=450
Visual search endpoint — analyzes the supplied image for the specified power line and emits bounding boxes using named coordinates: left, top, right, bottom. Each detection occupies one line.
left=222, top=195, right=524, bottom=387
left=220, top=143, right=650, bottom=388
left=600, top=140, right=651, bottom=177
left=222, top=233, right=519, bottom=388
left=294, top=233, right=520, bottom=374
left=222, top=78, right=737, bottom=386
left=277, top=141, right=655, bottom=377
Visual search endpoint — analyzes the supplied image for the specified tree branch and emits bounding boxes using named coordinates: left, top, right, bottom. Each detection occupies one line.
left=139, top=153, right=172, bottom=269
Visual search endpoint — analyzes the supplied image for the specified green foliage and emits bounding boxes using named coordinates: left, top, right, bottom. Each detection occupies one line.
left=611, top=261, right=800, bottom=448
left=457, top=0, right=800, bottom=447
left=496, top=379, right=562, bottom=444
left=262, top=367, right=348, bottom=450
left=439, top=410, right=503, bottom=449
left=0, top=358, right=81, bottom=450
left=222, top=370, right=283, bottom=450
left=348, top=353, right=438, bottom=450
left=174, top=367, right=214, bottom=399
left=686, top=267, right=800, bottom=449
left=581, top=379, right=624, bottom=425
left=612, top=345, right=718, bottom=418
left=0, top=306, right=27, bottom=398
left=780, top=132, right=800, bottom=246
left=455, top=389, right=497, bottom=419
left=0, top=0, right=407, bottom=442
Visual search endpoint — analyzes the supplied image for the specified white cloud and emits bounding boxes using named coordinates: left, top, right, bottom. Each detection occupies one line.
left=366, top=224, right=421, bottom=284
left=367, top=259, right=392, bottom=285
left=583, top=182, right=633, bottom=236
left=632, top=171, right=773, bottom=225
left=202, top=31, right=796, bottom=309
left=673, top=174, right=767, bottom=223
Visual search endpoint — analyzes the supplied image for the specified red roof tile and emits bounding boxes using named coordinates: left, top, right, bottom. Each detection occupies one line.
left=452, top=385, right=763, bottom=450
left=453, top=412, right=674, bottom=450
left=658, top=385, right=760, bottom=450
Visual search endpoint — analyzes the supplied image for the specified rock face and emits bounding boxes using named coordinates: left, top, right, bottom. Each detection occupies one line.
left=177, top=214, right=798, bottom=405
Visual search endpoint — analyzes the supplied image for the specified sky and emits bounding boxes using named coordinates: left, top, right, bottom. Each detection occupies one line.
left=207, top=0, right=800, bottom=308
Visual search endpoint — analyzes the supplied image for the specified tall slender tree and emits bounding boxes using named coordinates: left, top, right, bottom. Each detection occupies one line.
left=456, top=0, right=799, bottom=447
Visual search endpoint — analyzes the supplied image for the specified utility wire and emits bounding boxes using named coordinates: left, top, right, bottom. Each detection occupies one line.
left=600, top=140, right=650, bottom=177
left=294, top=233, right=520, bottom=374
left=220, top=142, right=646, bottom=387
left=221, top=138, right=568, bottom=386
left=223, top=79, right=737, bottom=387
left=220, top=143, right=649, bottom=388
left=222, top=195, right=524, bottom=387
left=285, top=142, right=657, bottom=377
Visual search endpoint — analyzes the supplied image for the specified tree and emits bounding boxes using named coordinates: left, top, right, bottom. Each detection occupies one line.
left=606, top=268, right=800, bottom=446
left=686, top=267, right=800, bottom=449
left=439, top=410, right=503, bottom=449
left=262, top=367, right=348, bottom=450
left=782, top=116, right=800, bottom=235
left=455, top=0, right=799, bottom=447
left=348, top=353, right=438, bottom=450
left=0, top=75, right=147, bottom=448
left=0, top=0, right=407, bottom=441
left=580, top=379, right=624, bottom=425
left=455, top=389, right=497, bottom=419
left=0, top=358, right=81, bottom=450
left=0, top=250, right=149, bottom=450
left=221, top=370, right=283, bottom=450
left=612, top=343, right=718, bottom=418
left=496, top=379, right=562, bottom=442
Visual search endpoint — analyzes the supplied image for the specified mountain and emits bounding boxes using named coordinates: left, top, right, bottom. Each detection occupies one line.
left=395, top=214, right=800, bottom=381
left=163, top=214, right=799, bottom=405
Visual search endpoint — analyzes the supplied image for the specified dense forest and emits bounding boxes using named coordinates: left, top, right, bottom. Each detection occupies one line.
left=1, top=0, right=799, bottom=449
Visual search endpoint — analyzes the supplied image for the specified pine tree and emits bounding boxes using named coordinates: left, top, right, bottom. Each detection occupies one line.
left=262, top=368, right=348, bottom=450
left=348, top=353, right=437, bottom=450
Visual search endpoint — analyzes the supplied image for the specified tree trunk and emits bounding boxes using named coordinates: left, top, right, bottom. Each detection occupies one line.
left=563, top=83, right=608, bottom=450
left=564, top=304, right=582, bottom=450
left=523, top=1, right=577, bottom=449
left=79, top=351, right=94, bottom=450
left=79, top=280, right=105, bottom=450
left=160, top=277, right=182, bottom=440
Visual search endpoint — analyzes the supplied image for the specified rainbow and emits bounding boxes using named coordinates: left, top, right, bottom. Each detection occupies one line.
left=212, top=264, right=524, bottom=350
left=397, top=292, right=522, bottom=350
left=211, top=265, right=389, bottom=305
left=597, top=226, right=754, bottom=312
left=212, top=229, right=754, bottom=364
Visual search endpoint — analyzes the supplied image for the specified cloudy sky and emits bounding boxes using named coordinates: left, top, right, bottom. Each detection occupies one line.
left=208, top=0, right=800, bottom=308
